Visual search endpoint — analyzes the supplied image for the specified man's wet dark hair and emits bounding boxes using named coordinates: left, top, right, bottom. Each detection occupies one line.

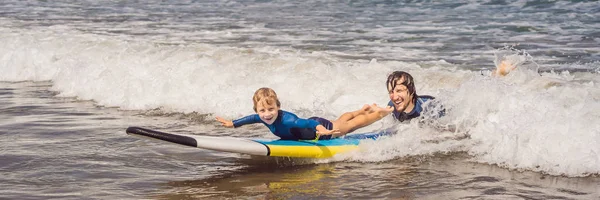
left=386, top=71, right=417, bottom=102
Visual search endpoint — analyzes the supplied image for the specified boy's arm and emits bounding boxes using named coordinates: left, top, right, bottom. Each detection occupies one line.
left=216, top=114, right=261, bottom=128
left=292, top=118, right=320, bottom=129
left=315, top=124, right=341, bottom=136
left=215, top=116, right=234, bottom=127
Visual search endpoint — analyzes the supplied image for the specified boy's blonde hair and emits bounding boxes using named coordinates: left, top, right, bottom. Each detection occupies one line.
left=252, top=87, right=281, bottom=112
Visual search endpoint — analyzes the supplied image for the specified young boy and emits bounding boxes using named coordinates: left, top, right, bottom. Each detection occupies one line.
left=215, top=87, right=387, bottom=140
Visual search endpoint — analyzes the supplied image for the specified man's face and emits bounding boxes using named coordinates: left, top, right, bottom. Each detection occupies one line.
left=388, top=78, right=413, bottom=113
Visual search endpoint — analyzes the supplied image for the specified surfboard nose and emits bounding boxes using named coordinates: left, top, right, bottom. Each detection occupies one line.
left=126, top=126, right=198, bottom=147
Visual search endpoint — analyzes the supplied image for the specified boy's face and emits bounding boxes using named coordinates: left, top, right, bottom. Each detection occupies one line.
left=255, top=100, right=279, bottom=125
left=388, top=78, right=413, bottom=113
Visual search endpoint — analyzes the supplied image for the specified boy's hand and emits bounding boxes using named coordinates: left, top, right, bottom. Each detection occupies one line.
left=215, top=116, right=234, bottom=128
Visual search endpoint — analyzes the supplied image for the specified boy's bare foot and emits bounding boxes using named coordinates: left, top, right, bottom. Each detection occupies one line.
left=493, top=60, right=517, bottom=76
left=359, top=104, right=373, bottom=114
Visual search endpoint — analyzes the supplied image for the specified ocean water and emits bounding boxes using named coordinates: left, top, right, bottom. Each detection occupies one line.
left=1, top=0, right=599, bottom=199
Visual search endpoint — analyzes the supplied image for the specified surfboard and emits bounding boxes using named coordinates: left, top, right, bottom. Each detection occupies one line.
left=126, top=126, right=391, bottom=158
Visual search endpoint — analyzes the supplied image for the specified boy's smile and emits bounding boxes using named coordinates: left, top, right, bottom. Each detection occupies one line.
left=255, top=101, right=279, bottom=125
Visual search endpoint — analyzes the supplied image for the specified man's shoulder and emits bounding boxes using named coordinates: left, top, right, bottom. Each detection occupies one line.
left=418, top=95, right=435, bottom=101
left=418, top=95, right=446, bottom=118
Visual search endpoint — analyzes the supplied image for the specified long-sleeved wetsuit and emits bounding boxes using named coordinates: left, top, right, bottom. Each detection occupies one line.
left=232, top=110, right=330, bottom=140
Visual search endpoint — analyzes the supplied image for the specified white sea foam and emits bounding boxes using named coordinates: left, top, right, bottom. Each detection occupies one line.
left=332, top=68, right=600, bottom=177
left=0, top=27, right=393, bottom=117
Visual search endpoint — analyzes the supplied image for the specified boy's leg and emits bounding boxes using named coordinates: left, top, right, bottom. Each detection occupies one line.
left=332, top=111, right=385, bottom=135
left=335, top=104, right=372, bottom=122
left=333, top=104, right=393, bottom=134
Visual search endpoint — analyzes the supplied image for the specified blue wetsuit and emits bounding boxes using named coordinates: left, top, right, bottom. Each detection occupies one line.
left=232, top=110, right=333, bottom=140
left=388, top=95, right=444, bottom=122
